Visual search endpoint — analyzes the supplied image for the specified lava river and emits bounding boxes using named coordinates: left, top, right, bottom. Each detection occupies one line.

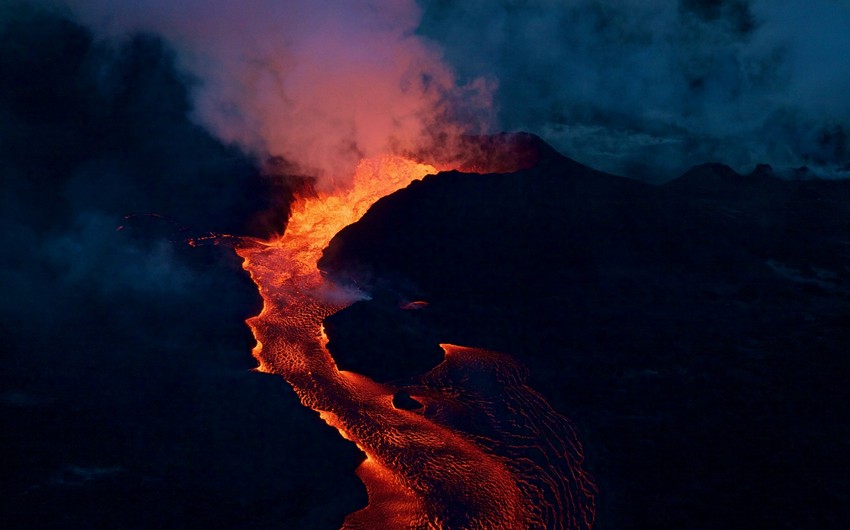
left=236, top=155, right=596, bottom=529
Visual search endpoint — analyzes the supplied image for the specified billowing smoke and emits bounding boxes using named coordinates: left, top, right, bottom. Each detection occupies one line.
left=418, top=0, right=850, bottom=180
left=52, top=0, right=492, bottom=188
left=34, top=0, right=849, bottom=183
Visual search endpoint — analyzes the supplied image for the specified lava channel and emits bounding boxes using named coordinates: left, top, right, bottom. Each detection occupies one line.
left=236, top=155, right=596, bottom=529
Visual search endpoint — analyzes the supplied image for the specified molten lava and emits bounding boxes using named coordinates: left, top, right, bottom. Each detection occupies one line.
left=236, top=154, right=596, bottom=529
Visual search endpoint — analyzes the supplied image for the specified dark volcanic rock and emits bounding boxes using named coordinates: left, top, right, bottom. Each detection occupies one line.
left=324, top=293, right=445, bottom=382
left=392, top=390, right=424, bottom=411
left=318, top=139, right=850, bottom=529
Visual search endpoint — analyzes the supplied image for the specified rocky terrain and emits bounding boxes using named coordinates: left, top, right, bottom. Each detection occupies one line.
left=320, top=136, right=850, bottom=529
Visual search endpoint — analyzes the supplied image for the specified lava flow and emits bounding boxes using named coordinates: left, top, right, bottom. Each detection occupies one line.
left=236, top=154, right=596, bottom=529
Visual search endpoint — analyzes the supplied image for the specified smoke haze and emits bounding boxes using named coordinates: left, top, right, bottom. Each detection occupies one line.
left=40, top=0, right=850, bottom=183
left=52, top=0, right=491, bottom=188
left=32, top=1, right=849, bottom=182
left=418, top=0, right=850, bottom=180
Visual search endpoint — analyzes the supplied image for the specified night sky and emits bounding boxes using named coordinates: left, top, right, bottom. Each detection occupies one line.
left=2, top=1, right=849, bottom=529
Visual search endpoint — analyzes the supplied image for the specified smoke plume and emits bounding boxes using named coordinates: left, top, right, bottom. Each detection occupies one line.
left=53, top=0, right=491, bottom=188
left=37, top=1, right=849, bottom=183
left=418, top=0, right=850, bottom=180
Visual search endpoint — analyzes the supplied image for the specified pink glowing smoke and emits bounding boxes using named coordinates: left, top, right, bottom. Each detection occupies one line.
left=58, top=0, right=493, bottom=187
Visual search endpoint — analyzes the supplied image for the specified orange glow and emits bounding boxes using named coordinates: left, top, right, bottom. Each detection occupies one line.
left=235, top=154, right=595, bottom=529
left=273, top=156, right=437, bottom=276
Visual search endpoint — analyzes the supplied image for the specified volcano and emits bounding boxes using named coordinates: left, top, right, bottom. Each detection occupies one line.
left=4, top=128, right=849, bottom=528
left=5, top=5, right=850, bottom=528
left=313, top=134, right=850, bottom=529
left=234, top=143, right=596, bottom=529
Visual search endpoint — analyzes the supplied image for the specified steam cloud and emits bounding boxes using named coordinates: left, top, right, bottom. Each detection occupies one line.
left=17, top=0, right=850, bottom=185
left=44, top=0, right=850, bottom=182
left=54, top=0, right=491, bottom=188
left=418, top=0, right=850, bottom=180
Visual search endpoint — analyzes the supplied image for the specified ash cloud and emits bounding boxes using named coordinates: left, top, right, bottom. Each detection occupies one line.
left=20, top=0, right=849, bottom=184
left=51, top=0, right=492, bottom=189
left=29, top=0, right=845, bottom=184
left=417, top=0, right=850, bottom=181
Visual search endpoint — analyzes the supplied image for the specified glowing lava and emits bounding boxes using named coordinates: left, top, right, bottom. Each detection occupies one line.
left=236, top=155, right=596, bottom=529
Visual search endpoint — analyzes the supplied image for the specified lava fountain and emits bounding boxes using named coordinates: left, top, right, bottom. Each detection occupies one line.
left=236, top=153, right=596, bottom=529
